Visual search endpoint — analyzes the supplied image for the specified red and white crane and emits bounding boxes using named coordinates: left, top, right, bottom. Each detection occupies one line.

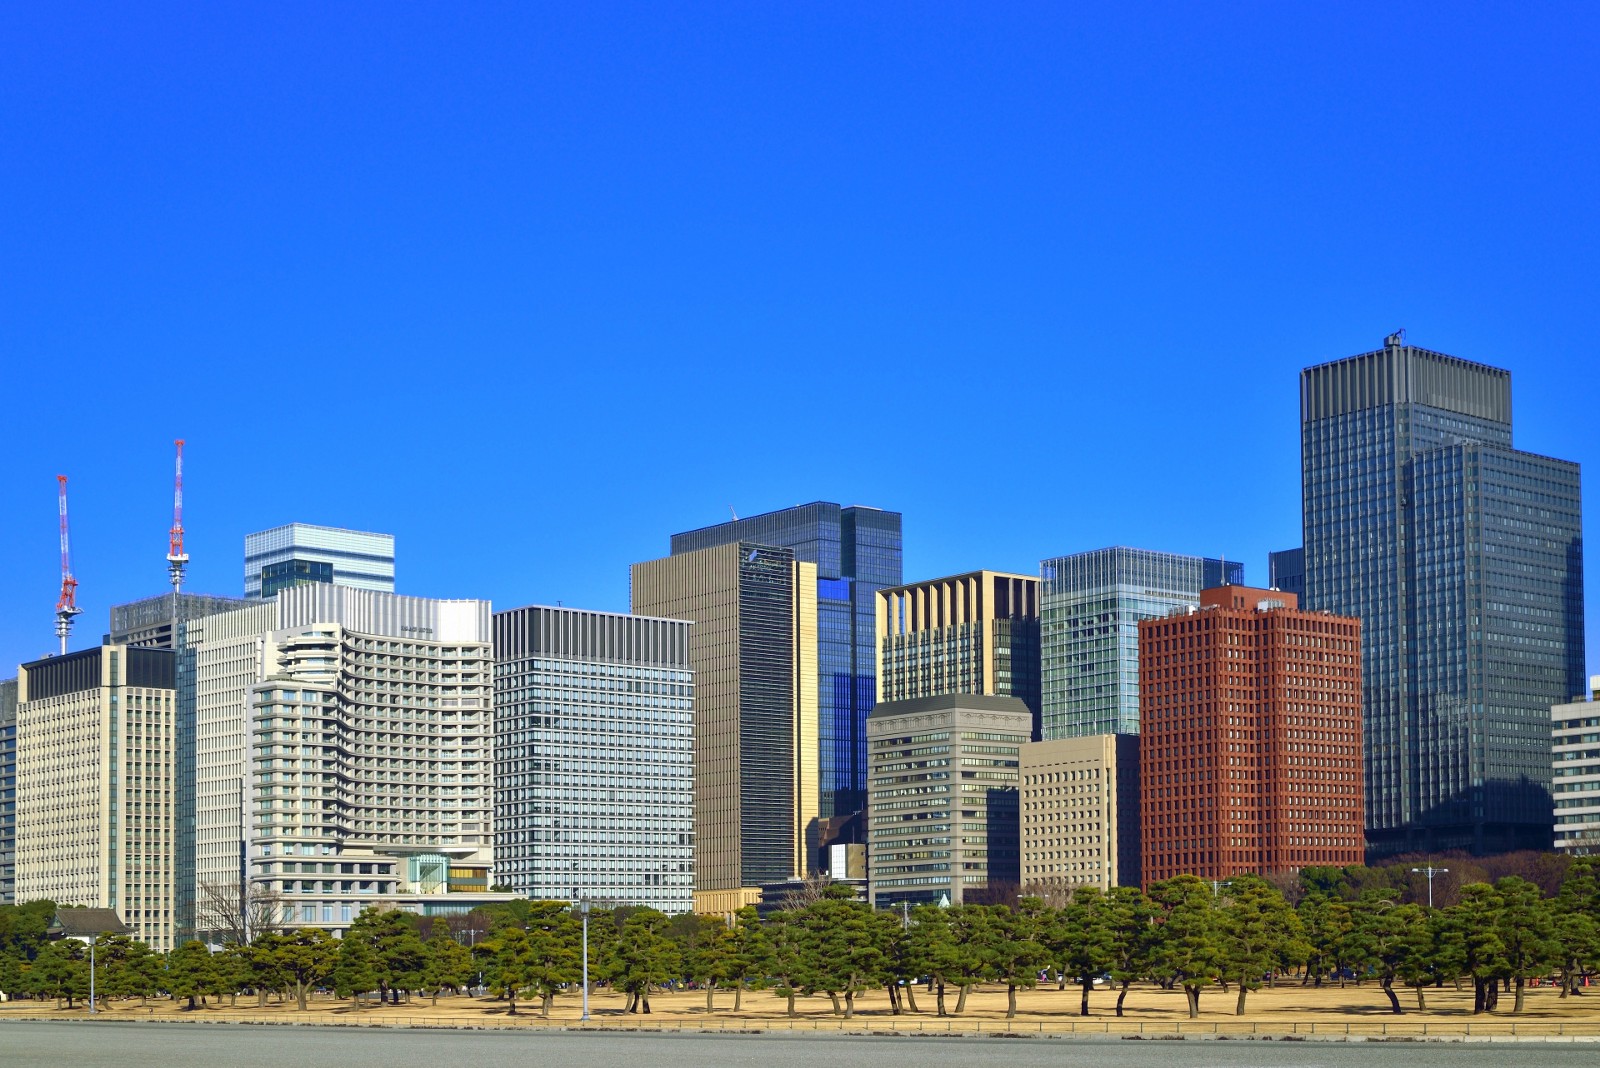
left=167, top=439, right=189, bottom=593
left=55, top=474, right=82, bottom=655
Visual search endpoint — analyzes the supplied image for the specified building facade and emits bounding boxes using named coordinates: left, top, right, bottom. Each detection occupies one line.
left=1039, top=547, right=1243, bottom=739
left=244, top=523, right=396, bottom=599
left=1019, top=734, right=1140, bottom=893
left=876, top=570, right=1041, bottom=737
left=670, top=502, right=902, bottom=818
left=1301, top=336, right=1585, bottom=855
left=1554, top=676, right=1600, bottom=855
left=493, top=605, right=694, bottom=912
left=1139, top=587, right=1364, bottom=885
left=0, top=678, right=15, bottom=905
left=866, top=694, right=1030, bottom=908
left=632, top=542, right=819, bottom=908
left=14, top=646, right=178, bottom=950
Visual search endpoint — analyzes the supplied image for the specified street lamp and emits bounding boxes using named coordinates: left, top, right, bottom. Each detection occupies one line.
left=1411, top=865, right=1449, bottom=909
left=573, top=897, right=592, bottom=1021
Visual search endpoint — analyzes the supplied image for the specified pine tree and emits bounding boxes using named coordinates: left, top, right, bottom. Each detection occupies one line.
left=1493, top=876, right=1558, bottom=1013
left=1217, top=874, right=1304, bottom=1015
left=1149, top=875, right=1223, bottom=1018
left=274, top=927, right=338, bottom=1011
left=166, top=940, right=217, bottom=1010
left=333, top=930, right=381, bottom=1010
left=610, top=908, right=679, bottom=1014
left=1347, top=891, right=1423, bottom=1014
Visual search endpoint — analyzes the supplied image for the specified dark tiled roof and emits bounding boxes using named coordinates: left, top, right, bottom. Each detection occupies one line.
left=50, top=908, right=131, bottom=939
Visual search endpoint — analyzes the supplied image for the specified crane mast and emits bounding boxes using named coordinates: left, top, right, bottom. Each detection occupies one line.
left=167, top=439, right=189, bottom=593
left=55, top=475, right=82, bottom=655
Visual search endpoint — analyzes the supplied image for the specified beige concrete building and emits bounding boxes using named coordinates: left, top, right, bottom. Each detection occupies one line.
left=15, top=645, right=178, bottom=950
left=866, top=694, right=1030, bottom=908
left=876, top=571, right=1040, bottom=735
left=1019, top=734, right=1140, bottom=894
left=631, top=542, right=818, bottom=909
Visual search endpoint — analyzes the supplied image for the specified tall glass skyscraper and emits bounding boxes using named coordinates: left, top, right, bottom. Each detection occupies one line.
left=1302, top=335, right=1585, bottom=855
left=1039, top=547, right=1242, bottom=739
left=671, top=503, right=902, bottom=817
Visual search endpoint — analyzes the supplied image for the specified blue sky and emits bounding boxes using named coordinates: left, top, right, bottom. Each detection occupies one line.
left=1, top=4, right=1595, bottom=674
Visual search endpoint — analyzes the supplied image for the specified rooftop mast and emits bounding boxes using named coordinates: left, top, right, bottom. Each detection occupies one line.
left=167, top=439, right=189, bottom=594
left=55, top=475, right=82, bottom=655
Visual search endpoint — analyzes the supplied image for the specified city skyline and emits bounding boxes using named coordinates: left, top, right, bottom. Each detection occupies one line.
left=3, top=7, right=1596, bottom=679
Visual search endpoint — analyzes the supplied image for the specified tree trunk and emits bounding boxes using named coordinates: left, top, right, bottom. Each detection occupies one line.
left=954, top=984, right=969, bottom=1015
left=905, top=982, right=920, bottom=1014
left=507, top=994, right=517, bottom=1016
left=1080, top=976, right=1092, bottom=1017
left=641, top=989, right=651, bottom=1014
left=257, top=987, right=267, bottom=1008
left=1473, top=978, right=1486, bottom=1014
left=1415, top=986, right=1426, bottom=1011
left=1513, top=977, right=1526, bottom=1014
left=1006, top=983, right=1017, bottom=1019
left=935, top=981, right=946, bottom=1017
left=297, top=980, right=308, bottom=1011
left=1382, top=977, right=1403, bottom=1015
left=705, top=983, right=714, bottom=1013
left=734, top=985, right=743, bottom=1012
left=541, top=991, right=553, bottom=1018
left=886, top=983, right=900, bottom=1015
left=1236, top=983, right=1248, bottom=1016
left=828, top=991, right=841, bottom=1016
left=845, top=990, right=855, bottom=1020
left=785, top=989, right=796, bottom=1018
left=1185, top=985, right=1199, bottom=1019
left=1058, top=971, right=1068, bottom=991
left=1116, top=980, right=1130, bottom=1017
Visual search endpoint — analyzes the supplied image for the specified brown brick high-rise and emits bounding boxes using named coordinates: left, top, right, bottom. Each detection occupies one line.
left=1139, top=586, right=1363, bottom=886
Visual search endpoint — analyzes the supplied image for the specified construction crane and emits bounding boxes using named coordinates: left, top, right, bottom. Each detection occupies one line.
left=55, top=475, right=82, bottom=655
left=167, top=439, right=189, bottom=594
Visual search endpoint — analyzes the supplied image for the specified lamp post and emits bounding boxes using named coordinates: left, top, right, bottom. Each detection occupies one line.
left=88, top=937, right=96, bottom=1014
left=575, top=898, right=591, bottom=1021
left=1411, top=865, right=1449, bottom=909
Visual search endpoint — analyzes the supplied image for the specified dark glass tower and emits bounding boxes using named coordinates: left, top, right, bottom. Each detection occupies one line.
left=1301, top=335, right=1585, bottom=856
left=671, top=502, right=903, bottom=817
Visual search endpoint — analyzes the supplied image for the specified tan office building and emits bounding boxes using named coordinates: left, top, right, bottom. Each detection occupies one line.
left=876, top=571, right=1040, bottom=735
left=1019, top=734, right=1140, bottom=894
left=632, top=542, right=818, bottom=912
left=15, top=645, right=178, bottom=950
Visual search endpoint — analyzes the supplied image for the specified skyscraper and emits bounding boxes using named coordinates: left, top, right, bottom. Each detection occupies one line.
left=493, top=605, right=695, bottom=912
left=670, top=502, right=902, bottom=817
left=14, top=646, right=178, bottom=949
left=1301, top=335, right=1585, bottom=855
left=876, top=570, right=1041, bottom=736
left=1267, top=548, right=1306, bottom=601
left=244, top=523, right=395, bottom=599
left=1039, top=547, right=1243, bottom=739
left=631, top=542, right=819, bottom=911
left=1138, top=586, right=1364, bottom=885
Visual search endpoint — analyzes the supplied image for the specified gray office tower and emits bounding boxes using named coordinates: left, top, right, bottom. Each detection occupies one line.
left=1039, top=547, right=1243, bottom=739
left=1301, top=335, right=1585, bottom=856
left=493, top=606, right=695, bottom=912
left=670, top=503, right=902, bottom=817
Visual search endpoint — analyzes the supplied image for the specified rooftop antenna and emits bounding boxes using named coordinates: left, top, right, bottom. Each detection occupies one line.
left=729, top=506, right=738, bottom=521
left=166, top=439, right=189, bottom=594
left=55, top=475, right=83, bottom=655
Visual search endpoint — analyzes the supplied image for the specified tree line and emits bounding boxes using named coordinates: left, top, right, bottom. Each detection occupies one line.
left=3, top=857, right=1598, bottom=1018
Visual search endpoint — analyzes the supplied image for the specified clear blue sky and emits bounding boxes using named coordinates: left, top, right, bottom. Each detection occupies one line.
left=2, top=4, right=1595, bottom=675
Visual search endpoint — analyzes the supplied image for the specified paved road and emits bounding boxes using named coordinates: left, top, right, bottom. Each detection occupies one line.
left=3, top=1021, right=1600, bottom=1068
